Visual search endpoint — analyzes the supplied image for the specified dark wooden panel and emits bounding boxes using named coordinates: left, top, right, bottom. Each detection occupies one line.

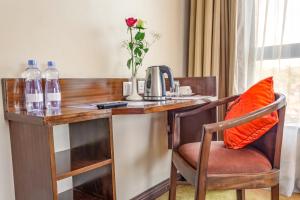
left=131, top=174, right=182, bottom=200
left=108, top=117, right=116, bottom=200
left=166, top=77, right=217, bottom=96
left=69, top=118, right=111, bottom=154
left=55, top=145, right=112, bottom=180
left=70, top=118, right=115, bottom=199
left=58, top=189, right=100, bottom=200
left=2, top=78, right=126, bottom=112
left=165, top=77, right=217, bottom=148
left=131, top=178, right=170, bottom=200
left=73, top=165, right=114, bottom=200
left=9, top=121, right=55, bottom=200
left=179, top=107, right=217, bottom=145
left=167, top=106, right=217, bottom=149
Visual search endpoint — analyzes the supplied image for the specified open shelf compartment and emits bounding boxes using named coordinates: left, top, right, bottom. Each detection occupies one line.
left=58, top=188, right=100, bottom=200
left=55, top=147, right=112, bottom=180
left=55, top=118, right=112, bottom=180
left=58, top=164, right=114, bottom=200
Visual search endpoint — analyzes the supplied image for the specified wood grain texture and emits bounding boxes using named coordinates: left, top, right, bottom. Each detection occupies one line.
left=132, top=178, right=170, bottom=200
left=108, top=117, right=117, bottom=200
left=132, top=174, right=181, bottom=200
left=48, top=127, right=58, bottom=200
left=7, top=106, right=116, bottom=199
left=56, top=154, right=112, bottom=180
left=271, top=184, right=280, bottom=200
left=2, top=77, right=217, bottom=125
left=70, top=118, right=115, bottom=199
left=9, top=121, right=55, bottom=200
left=58, top=189, right=100, bottom=200
left=167, top=77, right=216, bottom=97
left=2, top=77, right=216, bottom=112
left=73, top=165, right=114, bottom=200
left=56, top=118, right=112, bottom=181
left=236, top=189, right=245, bottom=200
left=168, top=162, right=178, bottom=200
left=5, top=107, right=111, bottom=125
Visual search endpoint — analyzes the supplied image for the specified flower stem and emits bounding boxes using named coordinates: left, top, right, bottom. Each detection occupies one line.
left=129, top=27, right=135, bottom=76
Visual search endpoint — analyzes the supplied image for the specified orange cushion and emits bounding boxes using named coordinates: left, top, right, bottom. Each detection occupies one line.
left=224, top=77, right=278, bottom=149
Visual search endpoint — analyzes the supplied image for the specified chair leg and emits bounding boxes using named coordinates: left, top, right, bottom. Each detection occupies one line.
left=236, top=189, right=245, bottom=200
left=169, top=162, right=177, bottom=200
left=194, top=181, right=206, bottom=200
left=271, top=184, right=279, bottom=200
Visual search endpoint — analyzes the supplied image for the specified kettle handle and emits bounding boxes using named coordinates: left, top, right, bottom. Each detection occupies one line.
left=159, top=65, right=175, bottom=89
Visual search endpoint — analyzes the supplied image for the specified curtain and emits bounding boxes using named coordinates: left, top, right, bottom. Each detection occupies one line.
left=236, top=0, right=300, bottom=123
left=188, top=0, right=237, bottom=99
left=236, top=0, right=300, bottom=196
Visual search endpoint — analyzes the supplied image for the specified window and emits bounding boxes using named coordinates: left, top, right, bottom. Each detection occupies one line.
left=256, top=0, right=300, bottom=123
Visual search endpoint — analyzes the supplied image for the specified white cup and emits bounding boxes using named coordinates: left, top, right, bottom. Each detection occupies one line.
left=179, top=86, right=192, bottom=96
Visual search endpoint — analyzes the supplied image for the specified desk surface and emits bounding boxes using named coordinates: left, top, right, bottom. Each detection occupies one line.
left=4, top=97, right=216, bottom=126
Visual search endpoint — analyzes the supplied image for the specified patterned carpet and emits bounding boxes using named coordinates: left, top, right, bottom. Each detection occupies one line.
left=158, top=185, right=300, bottom=200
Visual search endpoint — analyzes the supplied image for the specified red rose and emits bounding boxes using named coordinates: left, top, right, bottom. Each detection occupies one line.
left=125, top=17, right=137, bottom=27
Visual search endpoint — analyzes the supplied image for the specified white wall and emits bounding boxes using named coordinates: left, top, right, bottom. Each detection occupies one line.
left=113, top=113, right=170, bottom=199
left=0, top=0, right=189, bottom=199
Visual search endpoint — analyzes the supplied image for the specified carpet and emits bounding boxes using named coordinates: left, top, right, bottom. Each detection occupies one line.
left=157, top=185, right=300, bottom=200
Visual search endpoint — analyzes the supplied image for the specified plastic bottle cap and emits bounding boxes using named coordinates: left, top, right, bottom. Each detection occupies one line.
left=28, top=59, right=37, bottom=66
left=47, top=61, right=56, bottom=68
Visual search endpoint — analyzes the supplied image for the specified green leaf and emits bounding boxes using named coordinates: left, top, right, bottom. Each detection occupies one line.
left=134, top=48, right=142, bottom=57
left=134, top=26, right=145, bottom=30
left=135, top=57, right=142, bottom=65
left=135, top=32, right=145, bottom=41
left=138, top=43, right=144, bottom=49
left=127, top=58, right=132, bottom=69
left=129, top=42, right=133, bottom=50
left=143, top=48, right=149, bottom=53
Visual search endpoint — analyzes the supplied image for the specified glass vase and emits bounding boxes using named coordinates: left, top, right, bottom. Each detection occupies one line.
left=126, top=75, right=143, bottom=101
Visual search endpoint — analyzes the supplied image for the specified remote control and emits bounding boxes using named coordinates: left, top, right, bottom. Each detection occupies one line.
left=96, top=101, right=128, bottom=109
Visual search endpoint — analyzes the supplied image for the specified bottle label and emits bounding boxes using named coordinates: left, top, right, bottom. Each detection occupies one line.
left=26, top=94, right=43, bottom=103
left=46, top=93, right=61, bottom=101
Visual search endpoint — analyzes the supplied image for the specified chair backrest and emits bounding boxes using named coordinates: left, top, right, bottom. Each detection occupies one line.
left=179, top=107, right=217, bottom=145
left=250, top=93, right=286, bottom=168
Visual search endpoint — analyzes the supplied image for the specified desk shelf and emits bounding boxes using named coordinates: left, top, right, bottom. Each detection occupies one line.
left=58, top=164, right=113, bottom=200
left=5, top=112, right=115, bottom=200
left=54, top=118, right=115, bottom=199
left=55, top=146, right=112, bottom=180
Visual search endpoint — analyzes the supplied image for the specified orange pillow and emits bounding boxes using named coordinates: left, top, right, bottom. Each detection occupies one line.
left=224, top=77, right=278, bottom=149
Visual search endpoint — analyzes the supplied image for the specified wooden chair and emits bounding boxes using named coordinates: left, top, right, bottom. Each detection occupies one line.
left=168, top=93, right=286, bottom=200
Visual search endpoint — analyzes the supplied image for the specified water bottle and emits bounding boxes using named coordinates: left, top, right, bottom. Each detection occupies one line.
left=45, top=61, right=61, bottom=110
left=24, top=60, right=44, bottom=112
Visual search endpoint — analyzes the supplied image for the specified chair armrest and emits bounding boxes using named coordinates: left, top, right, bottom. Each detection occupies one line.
left=175, top=95, right=240, bottom=118
left=203, top=93, right=286, bottom=133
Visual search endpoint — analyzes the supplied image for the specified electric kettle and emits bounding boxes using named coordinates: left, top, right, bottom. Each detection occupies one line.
left=144, top=65, right=175, bottom=101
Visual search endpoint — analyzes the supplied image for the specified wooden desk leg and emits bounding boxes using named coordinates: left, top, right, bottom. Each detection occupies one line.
left=9, top=121, right=56, bottom=200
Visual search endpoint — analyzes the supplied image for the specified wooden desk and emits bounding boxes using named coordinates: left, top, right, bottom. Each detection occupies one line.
left=4, top=98, right=213, bottom=125
left=2, top=77, right=216, bottom=200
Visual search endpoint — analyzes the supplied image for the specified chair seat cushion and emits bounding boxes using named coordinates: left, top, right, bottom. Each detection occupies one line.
left=178, top=141, right=272, bottom=174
